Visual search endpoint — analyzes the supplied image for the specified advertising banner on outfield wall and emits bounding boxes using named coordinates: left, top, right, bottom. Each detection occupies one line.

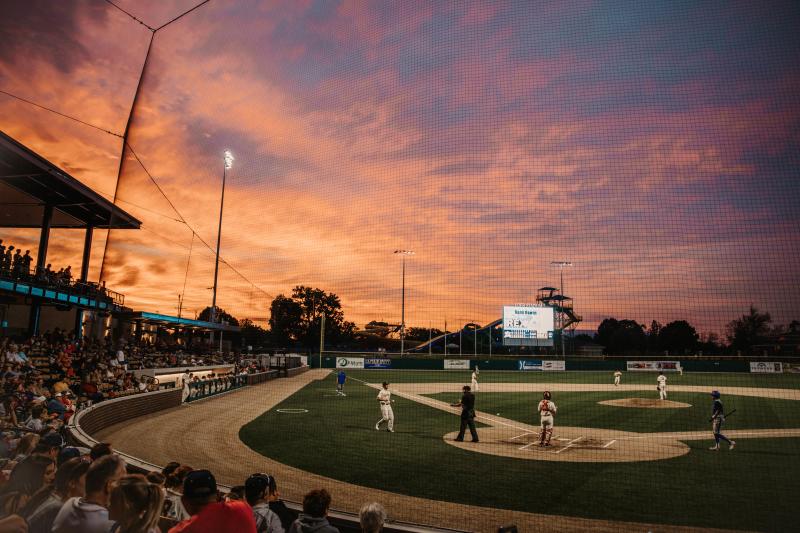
left=626, top=361, right=682, bottom=372
left=518, top=359, right=543, bottom=371
left=444, top=359, right=470, bottom=370
left=749, top=362, right=783, bottom=373
left=542, top=360, right=566, bottom=371
left=336, top=357, right=364, bottom=369
left=365, top=358, right=392, bottom=369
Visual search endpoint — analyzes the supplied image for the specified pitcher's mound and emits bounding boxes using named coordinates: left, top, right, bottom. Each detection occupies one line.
left=599, top=398, right=691, bottom=408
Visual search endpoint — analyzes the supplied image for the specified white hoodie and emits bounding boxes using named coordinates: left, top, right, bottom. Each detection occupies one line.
left=51, top=497, right=115, bottom=533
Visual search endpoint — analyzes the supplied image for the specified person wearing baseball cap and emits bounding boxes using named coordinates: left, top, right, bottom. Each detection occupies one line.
left=169, top=469, right=256, bottom=533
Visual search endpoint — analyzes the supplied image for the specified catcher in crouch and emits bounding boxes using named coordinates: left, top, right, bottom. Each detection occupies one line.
left=538, top=391, right=557, bottom=446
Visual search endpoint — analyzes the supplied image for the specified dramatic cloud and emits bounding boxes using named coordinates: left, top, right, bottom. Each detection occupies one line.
left=1, top=1, right=798, bottom=333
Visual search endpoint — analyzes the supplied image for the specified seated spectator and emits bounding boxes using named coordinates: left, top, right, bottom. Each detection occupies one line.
left=52, top=454, right=126, bottom=533
left=263, top=474, right=294, bottom=531
left=108, top=474, right=164, bottom=533
left=164, top=465, right=192, bottom=522
left=145, top=472, right=165, bottom=488
left=288, top=489, right=339, bottom=533
left=33, top=433, right=64, bottom=463
left=244, top=474, right=284, bottom=533
left=89, top=442, right=113, bottom=461
left=12, top=434, right=39, bottom=462
left=168, top=469, right=256, bottom=533
left=359, top=503, right=386, bottom=533
left=56, top=448, right=82, bottom=468
left=224, top=486, right=244, bottom=502
left=23, top=456, right=90, bottom=533
left=0, top=455, right=56, bottom=518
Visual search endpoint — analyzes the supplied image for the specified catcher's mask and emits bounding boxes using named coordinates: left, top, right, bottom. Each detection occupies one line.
left=543, top=391, right=552, bottom=400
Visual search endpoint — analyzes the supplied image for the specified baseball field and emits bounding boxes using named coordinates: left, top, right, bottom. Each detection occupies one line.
left=240, top=370, right=800, bottom=532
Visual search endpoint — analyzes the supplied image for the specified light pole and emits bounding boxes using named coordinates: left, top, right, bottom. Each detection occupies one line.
left=394, top=249, right=414, bottom=356
left=211, top=150, right=234, bottom=351
left=550, top=261, right=573, bottom=358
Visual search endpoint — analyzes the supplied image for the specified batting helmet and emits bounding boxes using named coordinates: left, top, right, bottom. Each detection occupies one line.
left=711, top=390, right=721, bottom=399
left=543, top=391, right=551, bottom=400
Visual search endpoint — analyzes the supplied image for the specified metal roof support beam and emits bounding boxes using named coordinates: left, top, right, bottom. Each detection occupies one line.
left=36, top=203, right=53, bottom=273
left=80, top=225, right=93, bottom=283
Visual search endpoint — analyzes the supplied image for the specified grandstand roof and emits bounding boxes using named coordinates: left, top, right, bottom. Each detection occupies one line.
left=0, top=130, right=140, bottom=229
left=118, top=311, right=241, bottom=333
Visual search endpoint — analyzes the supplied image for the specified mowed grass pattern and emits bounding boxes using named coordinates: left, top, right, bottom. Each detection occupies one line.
left=427, top=391, right=800, bottom=433
left=239, top=371, right=800, bottom=531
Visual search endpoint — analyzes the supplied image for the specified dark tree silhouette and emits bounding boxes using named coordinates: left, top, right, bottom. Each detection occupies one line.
left=658, top=320, right=699, bottom=355
left=726, top=306, right=772, bottom=354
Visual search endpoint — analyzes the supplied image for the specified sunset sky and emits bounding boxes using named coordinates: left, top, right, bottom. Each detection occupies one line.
left=1, top=0, right=798, bottom=335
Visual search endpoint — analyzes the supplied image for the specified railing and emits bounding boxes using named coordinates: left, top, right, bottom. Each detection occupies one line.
left=185, top=374, right=248, bottom=402
left=0, top=265, right=124, bottom=308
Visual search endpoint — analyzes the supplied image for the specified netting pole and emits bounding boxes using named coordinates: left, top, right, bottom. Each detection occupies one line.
left=99, top=31, right=155, bottom=283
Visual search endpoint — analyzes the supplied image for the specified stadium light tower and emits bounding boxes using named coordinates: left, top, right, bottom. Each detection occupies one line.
left=550, top=261, right=573, bottom=357
left=394, top=249, right=415, bottom=356
left=210, top=149, right=234, bottom=350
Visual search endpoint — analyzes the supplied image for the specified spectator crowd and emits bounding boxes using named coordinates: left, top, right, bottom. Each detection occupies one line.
left=0, top=436, right=388, bottom=532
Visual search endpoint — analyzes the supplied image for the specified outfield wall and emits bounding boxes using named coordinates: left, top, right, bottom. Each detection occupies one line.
left=312, top=355, right=754, bottom=373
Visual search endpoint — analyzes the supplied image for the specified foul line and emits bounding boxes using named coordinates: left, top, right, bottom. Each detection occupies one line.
left=603, top=439, right=616, bottom=449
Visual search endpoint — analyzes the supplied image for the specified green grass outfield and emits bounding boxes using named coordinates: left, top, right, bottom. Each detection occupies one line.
left=240, top=371, right=800, bottom=531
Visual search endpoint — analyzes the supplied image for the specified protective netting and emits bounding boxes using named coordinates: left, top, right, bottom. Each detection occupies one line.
left=2, top=1, right=800, bottom=530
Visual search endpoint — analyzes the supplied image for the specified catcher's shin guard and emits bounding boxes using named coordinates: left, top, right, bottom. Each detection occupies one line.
left=545, top=428, right=553, bottom=445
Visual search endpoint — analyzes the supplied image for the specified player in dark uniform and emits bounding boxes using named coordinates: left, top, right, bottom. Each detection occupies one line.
left=451, top=385, right=479, bottom=442
left=709, top=390, right=735, bottom=451
left=336, top=370, right=347, bottom=396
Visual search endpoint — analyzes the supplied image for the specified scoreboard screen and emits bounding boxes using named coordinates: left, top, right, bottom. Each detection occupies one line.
left=502, top=305, right=554, bottom=346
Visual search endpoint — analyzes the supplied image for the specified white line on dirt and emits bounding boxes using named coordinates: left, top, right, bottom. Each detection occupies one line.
left=603, top=440, right=616, bottom=448
left=554, top=436, right=583, bottom=454
left=510, top=432, right=534, bottom=441
left=519, top=441, right=539, bottom=450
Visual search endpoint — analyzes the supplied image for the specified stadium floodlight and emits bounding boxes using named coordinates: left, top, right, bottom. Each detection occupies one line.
left=550, top=261, right=574, bottom=357
left=211, top=149, right=234, bottom=351
left=394, top=250, right=415, bottom=356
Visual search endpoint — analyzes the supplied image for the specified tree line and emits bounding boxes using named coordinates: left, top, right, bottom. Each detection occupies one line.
left=592, top=306, right=798, bottom=356
left=200, top=288, right=796, bottom=356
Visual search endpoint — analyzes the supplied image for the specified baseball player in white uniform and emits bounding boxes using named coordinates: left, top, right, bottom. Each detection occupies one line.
left=471, top=368, right=479, bottom=392
left=613, top=370, right=622, bottom=386
left=657, top=372, right=667, bottom=400
left=375, top=382, right=394, bottom=432
left=537, top=391, right=557, bottom=446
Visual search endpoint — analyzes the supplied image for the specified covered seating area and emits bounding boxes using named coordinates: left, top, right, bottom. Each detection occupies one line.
left=0, top=130, right=140, bottom=336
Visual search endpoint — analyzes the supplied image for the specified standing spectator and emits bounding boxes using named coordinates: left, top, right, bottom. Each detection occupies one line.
left=51, top=454, right=126, bottom=533
left=108, top=474, right=164, bottom=533
left=359, top=503, right=386, bottom=533
left=23, top=457, right=90, bottom=533
left=21, top=251, right=32, bottom=278
left=244, top=474, right=284, bottom=533
left=0, top=455, right=56, bottom=518
left=168, top=469, right=255, bottom=533
left=288, top=489, right=339, bottom=533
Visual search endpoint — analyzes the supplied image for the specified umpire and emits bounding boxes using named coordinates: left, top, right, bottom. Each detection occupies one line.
left=452, top=385, right=479, bottom=442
